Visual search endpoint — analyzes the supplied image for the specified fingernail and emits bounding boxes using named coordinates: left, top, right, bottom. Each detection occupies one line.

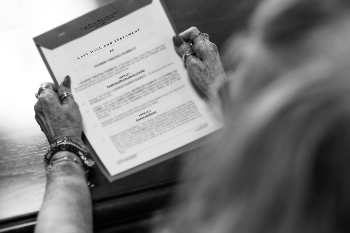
left=63, top=76, right=71, bottom=88
left=173, top=35, right=183, bottom=48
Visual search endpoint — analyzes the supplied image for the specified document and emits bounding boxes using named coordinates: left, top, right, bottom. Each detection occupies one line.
left=34, top=0, right=223, bottom=180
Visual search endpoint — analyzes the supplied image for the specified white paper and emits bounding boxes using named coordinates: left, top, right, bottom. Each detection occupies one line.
left=41, top=0, right=223, bottom=176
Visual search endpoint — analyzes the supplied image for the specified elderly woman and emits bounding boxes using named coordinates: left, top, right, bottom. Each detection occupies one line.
left=34, top=0, right=350, bottom=232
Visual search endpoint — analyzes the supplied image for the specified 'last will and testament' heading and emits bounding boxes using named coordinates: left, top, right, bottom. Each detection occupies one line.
left=77, top=29, right=141, bottom=60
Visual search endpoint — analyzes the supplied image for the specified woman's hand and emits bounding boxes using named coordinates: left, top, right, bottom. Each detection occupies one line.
left=34, top=76, right=83, bottom=145
left=173, top=27, right=227, bottom=99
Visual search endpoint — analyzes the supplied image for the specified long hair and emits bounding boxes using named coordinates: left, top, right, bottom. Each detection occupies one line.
left=155, top=0, right=350, bottom=232
left=157, top=62, right=350, bottom=233
left=222, top=0, right=350, bottom=103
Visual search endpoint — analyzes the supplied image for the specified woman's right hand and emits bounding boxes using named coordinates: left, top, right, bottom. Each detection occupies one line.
left=173, top=27, right=227, bottom=99
left=34, top=76, right=84, bottom=146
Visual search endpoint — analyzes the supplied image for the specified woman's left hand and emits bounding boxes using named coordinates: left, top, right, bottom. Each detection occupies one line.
left=173, top=27, right=227, bottom=99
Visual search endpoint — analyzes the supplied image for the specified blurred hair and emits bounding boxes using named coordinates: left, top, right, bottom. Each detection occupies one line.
left=155, top=0, right=350, bottom=232
left=157, top=59, right=350, bottom=233
left=222, top=0, right=350, bottom=102
left=259, top=0, right=350, bottom=47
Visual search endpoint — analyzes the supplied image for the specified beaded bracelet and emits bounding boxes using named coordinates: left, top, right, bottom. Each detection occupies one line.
left=44, top=137, right=95, bottom=173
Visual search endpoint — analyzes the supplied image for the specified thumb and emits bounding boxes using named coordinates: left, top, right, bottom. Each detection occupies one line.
left=173, top=35, right=192, bottom=58
left=58, top=75, right=73, bottom=104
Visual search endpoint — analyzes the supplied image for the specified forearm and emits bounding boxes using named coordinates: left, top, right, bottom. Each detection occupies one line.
left=35, top=151, right=92, bottom=233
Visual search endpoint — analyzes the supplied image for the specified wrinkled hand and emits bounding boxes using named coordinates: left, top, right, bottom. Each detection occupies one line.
left=173, top=27, right=227, bottom=99
left=34, top=76, right=83, bottom=145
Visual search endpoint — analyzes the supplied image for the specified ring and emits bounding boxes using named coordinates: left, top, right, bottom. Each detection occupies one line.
left=59, top=92, right=73, bottom=103
left=191, top=32, right=210, bottom=44
left=182, top=51, right=194, bottom=64
left=35, top=84, right=54, bottom=99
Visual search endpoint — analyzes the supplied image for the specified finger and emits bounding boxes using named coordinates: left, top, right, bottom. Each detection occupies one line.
left=38, top=87, right=61, bottom=106
left=192, top=35, right=216, bottom=61
left=58, top=75, right=74, bottom=105
left=185, top=55, right=206, bottom=87
left=44, top=82, right=59, bottom=92
left=34, top=100, right=42, bottom=114
left=179, top=27, right=201, bottom=43
left=35, top=112, right=52, bottom=143
left=173, top=35, right=193, bottom=58
left=34, top=112, right=45, bottom=132
left=186, top=55, right=205, bottom=73
left=34, top=110, right=47, bottom=131
left=37, top=82, right=58, bottom=96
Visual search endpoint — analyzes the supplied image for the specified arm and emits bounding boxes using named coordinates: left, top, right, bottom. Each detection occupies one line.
left=35, top=151, right=92, bottom=233
left=34, top=76, right=93, bottom=233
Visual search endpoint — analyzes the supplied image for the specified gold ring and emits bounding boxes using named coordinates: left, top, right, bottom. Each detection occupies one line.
left=59, top=92, right=73, bottom=103
left=182, top=51, right=194, bottom=64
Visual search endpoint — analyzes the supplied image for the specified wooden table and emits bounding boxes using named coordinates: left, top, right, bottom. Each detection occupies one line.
left=0, top=0, right=257, bottom=232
